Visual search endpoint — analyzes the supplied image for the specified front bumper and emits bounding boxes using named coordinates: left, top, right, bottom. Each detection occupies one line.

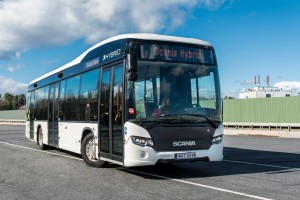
left=123, top=139, right=223, bottom=167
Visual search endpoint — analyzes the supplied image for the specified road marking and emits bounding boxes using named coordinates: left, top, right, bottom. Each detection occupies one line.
left=123, top=168, right=273, bottom=200
left=0, top=141, right=82, bottom=161
left=224, top=159, right=299, bottom=170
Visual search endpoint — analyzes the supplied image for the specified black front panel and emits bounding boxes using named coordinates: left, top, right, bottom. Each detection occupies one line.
left=148, top=125, right=215, bottom=152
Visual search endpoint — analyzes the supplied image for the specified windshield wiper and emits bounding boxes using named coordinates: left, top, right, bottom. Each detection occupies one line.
left=162, top=113, right=219, bottom=128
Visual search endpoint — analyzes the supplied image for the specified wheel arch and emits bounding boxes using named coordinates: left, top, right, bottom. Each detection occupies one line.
left=81, top=127, right=94, bottom=143
left=36, top=124, right=42, bottom=145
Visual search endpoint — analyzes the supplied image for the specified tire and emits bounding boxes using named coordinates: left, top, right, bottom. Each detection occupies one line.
left=81, top=133, right=106, bottom=168
left=37, top=128, right=47, bottom=150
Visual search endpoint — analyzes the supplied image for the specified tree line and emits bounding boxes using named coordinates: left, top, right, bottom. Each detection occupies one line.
left=0, top=93, right=26, bottom=110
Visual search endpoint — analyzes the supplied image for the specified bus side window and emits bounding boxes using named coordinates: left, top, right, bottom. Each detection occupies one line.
left=65, top=75, right=81, bottom=121
left=80, top=68, right=100, bottom=122
left=59, top=80, right=67, bottom=121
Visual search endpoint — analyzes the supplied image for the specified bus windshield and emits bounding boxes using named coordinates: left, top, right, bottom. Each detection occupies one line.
left=127, top=61, right=221, bottom=124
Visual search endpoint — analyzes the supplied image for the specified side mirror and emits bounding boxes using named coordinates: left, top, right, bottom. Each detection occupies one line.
left=127, top=53, right=137, bottom=81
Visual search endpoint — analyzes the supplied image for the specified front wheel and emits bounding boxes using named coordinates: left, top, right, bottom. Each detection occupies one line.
left=81, top=133, right=106, bottom=168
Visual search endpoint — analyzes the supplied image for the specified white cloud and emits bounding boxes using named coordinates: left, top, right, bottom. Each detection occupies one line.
left=274, top=81, right=300, bottom=95
left=274, top=81, right=300, bottom=89
left=0, top=0, right=228, bottom=59
left=7, top=64, right=22, bottom=72
left=0, top=76, right=28, bottom=95
left=203, top=0, right=227, bottom=10
left=0, top=51, right=21, bottom=60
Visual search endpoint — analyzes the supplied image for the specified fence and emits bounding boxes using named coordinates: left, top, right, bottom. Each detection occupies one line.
left=223, top=96, right=300, bottom=132
left=0, top=110, right=26, bottom=125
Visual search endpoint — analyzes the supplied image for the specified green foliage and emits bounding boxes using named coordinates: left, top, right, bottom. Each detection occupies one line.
left=0, top=93, right=26, bottom=110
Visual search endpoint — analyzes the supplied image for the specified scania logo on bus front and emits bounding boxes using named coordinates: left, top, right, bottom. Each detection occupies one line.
left=173, top=141, right=196, bottom=147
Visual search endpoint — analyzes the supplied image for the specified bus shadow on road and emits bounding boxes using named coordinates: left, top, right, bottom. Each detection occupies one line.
left=46, top=146, right=83, bottom=159
left=118, top=147, right=300, bottom=179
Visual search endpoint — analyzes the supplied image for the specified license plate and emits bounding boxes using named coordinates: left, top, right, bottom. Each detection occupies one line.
left=175, top=152, right=196, bottom=160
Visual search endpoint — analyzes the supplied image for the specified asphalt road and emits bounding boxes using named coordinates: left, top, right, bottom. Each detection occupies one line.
left=0, top=125, right=300, bottom=200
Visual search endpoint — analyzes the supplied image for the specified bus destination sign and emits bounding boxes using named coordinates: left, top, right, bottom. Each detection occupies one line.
left=140, top=44, right=214, bottom=64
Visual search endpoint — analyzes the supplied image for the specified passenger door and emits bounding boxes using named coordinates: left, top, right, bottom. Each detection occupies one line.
left=28, top=91, right=35, bottom=140
left=48, top=83, right=59, bottom=146
left=99, top=64, right=124, bottom=162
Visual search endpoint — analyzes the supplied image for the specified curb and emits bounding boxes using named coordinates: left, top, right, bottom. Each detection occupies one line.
left=224, top=129, right=300, bottom=138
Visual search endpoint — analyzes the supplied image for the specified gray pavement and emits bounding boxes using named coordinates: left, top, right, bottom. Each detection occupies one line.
left=0, top=125, right=300, bottom=200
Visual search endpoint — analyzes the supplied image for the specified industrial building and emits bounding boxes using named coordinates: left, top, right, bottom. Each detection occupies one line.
left=239, top=86, right=292, bottom=99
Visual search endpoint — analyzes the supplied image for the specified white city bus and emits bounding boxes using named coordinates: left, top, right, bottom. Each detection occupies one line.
left=25, top=34, right=223, bottom=167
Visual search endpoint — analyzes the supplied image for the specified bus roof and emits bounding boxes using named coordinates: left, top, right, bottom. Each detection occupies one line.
left=30, top=33, right=211, bottom=84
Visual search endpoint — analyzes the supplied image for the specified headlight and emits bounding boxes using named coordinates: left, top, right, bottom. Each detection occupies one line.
left=212, top=135, right=223, bottom=145
left=131, top=136, right=154, bottom=147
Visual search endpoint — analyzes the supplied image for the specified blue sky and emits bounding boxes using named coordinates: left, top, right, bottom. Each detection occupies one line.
left=0, top=0, right=300, bottom=97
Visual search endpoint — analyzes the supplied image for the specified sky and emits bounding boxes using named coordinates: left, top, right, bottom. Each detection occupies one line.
left=0, top=0, right=300, bottom=98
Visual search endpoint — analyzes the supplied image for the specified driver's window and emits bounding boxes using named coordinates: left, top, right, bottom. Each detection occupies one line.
left=134, top=81, right=146, bottom=118
left=134, top=77, right=160, bottom=118
left=190, top=73, right=216, bottom=109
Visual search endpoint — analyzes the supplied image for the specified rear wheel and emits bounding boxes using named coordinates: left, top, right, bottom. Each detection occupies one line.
left=81, top=133, right=106, bottom=168
left=38, top=128, right=47, bottom=150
